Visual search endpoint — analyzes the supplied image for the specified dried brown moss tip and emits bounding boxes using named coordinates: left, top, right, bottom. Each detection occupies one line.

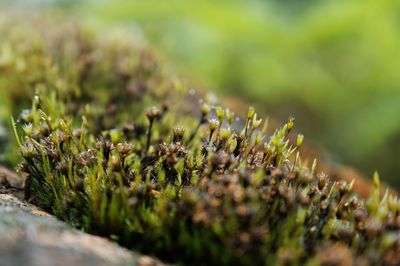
left=145, top=106, right=162, bottom=122
left=173, top=126, right=185, bottom=143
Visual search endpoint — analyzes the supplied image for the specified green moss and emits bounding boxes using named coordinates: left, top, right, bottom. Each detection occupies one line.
left=1, top=17, right=400, bottom=266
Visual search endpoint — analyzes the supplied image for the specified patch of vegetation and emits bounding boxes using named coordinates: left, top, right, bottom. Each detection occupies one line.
left=2, top=17, right=400, bottom=266
left=82, top=0, right=400, bottom=187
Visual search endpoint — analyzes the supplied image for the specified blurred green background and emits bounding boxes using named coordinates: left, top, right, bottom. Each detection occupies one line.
left=2, top=0, right=400, bottom=187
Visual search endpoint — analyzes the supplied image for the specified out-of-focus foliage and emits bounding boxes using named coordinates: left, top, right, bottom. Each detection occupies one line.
left=77, top=0, right=400, bottom=187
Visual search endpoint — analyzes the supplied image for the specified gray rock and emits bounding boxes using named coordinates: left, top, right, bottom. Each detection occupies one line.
left=0, top=193, right=164, bottom=266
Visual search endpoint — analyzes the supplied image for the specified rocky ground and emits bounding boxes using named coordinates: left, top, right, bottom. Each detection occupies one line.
left=0, top=167, right=164, bottom=266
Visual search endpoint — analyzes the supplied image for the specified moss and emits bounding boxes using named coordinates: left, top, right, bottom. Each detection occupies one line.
left=1, top=17, right=400, bottom=266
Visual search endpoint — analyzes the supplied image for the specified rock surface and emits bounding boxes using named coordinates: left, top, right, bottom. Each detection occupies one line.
left=0, top=168, right=164, bottom=266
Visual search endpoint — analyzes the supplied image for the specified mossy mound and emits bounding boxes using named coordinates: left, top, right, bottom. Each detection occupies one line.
left=1, top=17, right=399, bottom=266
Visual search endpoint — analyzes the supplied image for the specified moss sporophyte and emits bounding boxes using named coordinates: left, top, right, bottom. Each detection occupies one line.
left=2, top=18, right=400, bottom=266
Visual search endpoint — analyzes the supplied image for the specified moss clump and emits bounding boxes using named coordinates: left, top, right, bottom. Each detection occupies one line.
left=2, top=17, right=400, bottom=266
